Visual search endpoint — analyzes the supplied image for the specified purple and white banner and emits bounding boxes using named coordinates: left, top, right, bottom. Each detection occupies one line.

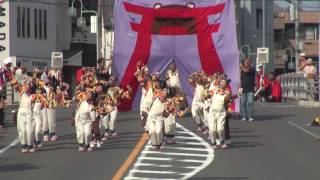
left=113, top=0, right=240, bottom=112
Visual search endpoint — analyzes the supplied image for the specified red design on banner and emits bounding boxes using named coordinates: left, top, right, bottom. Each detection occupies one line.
left=119, top=2, right=227, bottom=111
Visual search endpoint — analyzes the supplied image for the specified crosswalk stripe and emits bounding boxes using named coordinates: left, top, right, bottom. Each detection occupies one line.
left=129, top=169, right=178, bottom=174
left=163, top=146, right=208, bottom=152
left=175, top=136, right=201, bottom=140
left=176, top=141, right=204, bottom=145
left=138, top=157, right=173, bottom=161
left=145, top=144, right=207, bottom=152
left=124, top=176, right=177, bottom=180
left=142, top=151, right=209, bottom=157
left=125, top=123, right=214, bottom=180
left=176, top=159, right=206, bottom=163
left=134, top=162, right=172, bottom=168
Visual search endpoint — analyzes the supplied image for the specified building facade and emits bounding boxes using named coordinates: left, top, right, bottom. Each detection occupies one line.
left=274, top=10, right=319, bottom=74
left=236, top=0, right=274, bottom=71
left=0, top=0, right=75, bottom=71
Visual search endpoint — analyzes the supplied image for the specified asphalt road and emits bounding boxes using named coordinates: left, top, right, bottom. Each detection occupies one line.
left=1, top=102, right=320, bottom=180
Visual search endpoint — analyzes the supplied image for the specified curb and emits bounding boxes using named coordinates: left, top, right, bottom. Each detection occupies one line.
left=298, top=100, right=320, bottom=107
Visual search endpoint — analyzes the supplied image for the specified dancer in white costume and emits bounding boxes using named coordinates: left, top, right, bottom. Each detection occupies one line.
left=147, top=80, right=166, bottom=149
left=166, top=63, right=181, bottom=89
left=17, top=81, right=36, bottom=153
left=208, top=77, right=231, bottom=149
left=75, top=91, right=96, bottom=152
left=42, top=83, right=58, bottom=142
left=32, top=87, right=47, bottom=148
left=189, top=72, right=206, bottom=132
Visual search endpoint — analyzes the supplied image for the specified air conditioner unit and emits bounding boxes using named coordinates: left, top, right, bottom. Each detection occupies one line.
left=257, top=48, right=269, bottom=65
left=51, top=52, right=63, bottom=69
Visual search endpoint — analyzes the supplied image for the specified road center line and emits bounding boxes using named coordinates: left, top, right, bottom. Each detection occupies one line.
left=288, top=121, right=320, bottom=139
left=112, top=133, right=149, bottom=180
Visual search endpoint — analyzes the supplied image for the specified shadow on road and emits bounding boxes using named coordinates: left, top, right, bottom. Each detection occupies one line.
left=229, top=141, right=264, bottom=149
left=0, top=163, right=41, bottom=172
left=254, top=114, right=295, bottom=121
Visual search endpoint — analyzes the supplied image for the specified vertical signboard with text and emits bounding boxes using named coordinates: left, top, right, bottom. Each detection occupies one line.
left=0, top=0, right=9, bottom=62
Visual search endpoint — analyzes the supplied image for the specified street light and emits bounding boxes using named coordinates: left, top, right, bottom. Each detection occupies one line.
left=68, top=0, right=100, bottom=67
left=240, top=44, right=251, bottom=59
left=284, top=48, right=294, bottom=71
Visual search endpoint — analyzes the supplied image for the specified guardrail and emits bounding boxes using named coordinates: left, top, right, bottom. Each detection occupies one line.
left=2, top=82, right=19, bottom=106
left=280, top=73, right=319, bottom=101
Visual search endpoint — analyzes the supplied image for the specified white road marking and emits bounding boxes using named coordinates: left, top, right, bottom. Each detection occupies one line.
left=124, top=177, right=176, bottom=180
left=134, top=162, right=172, bottom=168
left=175, top=136, right=200, bottom=140
left=176, top=141, right=204, bottom=146
left=124, top=123, right=214, bottom=180
left=157, top=146, right=208, bottom=152
left=0, top=137, right=19, bottom=155
left=142, top=151, right=209, bottom=157
left=138, top=156, right=173, bottom=161
left=288, top=121, right=320, bottom=139
left=175, top=130, right=194, bottom=135
left=176, top=159, right=205, bottom=163
left=129, top=170, right=177, bottom=174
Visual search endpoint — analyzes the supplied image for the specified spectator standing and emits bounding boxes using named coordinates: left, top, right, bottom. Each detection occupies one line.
left=76, top=67, right=86, bottom=84
left=240, top=59, right=255, bottom=122
left=96, top=58, right=112, bottom=81
left=302, top=58, right=317, bottom=101
left=271, top=74, right=282, bottom=102
left=41, top=67, right=49, bottom=83
left=298, top=53, right=307, bottom=72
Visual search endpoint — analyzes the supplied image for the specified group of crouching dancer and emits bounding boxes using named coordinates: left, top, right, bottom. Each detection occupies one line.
left=15, top=61, right=239, bottom=153
left=73, top=69, right=131, bottom=152
left=15, top=66, right=131, bottom=153
left=136, top=62, right=188, bottom=149
left=189, top=71, right=240, bottom=149
left=136, top=62, right=239, bottom=150
left=13, top=68, right=70, bottom=153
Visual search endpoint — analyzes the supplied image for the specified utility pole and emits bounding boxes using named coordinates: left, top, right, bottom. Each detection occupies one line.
left=262, top=0, right=267, bottom=73
left=262, top=0, right=266, bottom=48
left=97, top=0, right=102, bottom=63
left=294, top=0, right=300, bottom=72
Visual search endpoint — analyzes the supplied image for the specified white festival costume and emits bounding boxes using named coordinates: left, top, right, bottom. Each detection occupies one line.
left=167, top=70, right=181, bottom=88
left=17, top=93, right=34, bottom=147
left=191, top=84, right=205, bottom=127
left=147, top=97, right=164, bottom=146
left=75, top=100, right=96, bottom=146
left=208, top=91, right=227, bottom=144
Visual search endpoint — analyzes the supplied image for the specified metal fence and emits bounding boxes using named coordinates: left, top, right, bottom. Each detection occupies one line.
left=2, top=82, right=19, bottom=106
left=280, top=73, right=319, bottom=101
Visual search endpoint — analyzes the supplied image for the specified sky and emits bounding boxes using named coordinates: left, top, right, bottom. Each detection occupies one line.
left=274, top=0, right=320, bottom=11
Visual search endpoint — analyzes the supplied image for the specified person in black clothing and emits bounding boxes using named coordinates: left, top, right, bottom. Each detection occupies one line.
left=240, top=59, right=256, bottom=122
left=96, top=58, right=112, bottom=81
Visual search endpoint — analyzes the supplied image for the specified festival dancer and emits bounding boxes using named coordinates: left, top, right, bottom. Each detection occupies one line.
left=32, top=83, right=47, bottom=148
left=42, top=82, right=58, bottom=142
left=189, top=72, right=206, bottom=132
left=147, top=79, right=166, bottom=149
left=166, top=63, right=181, bottom=89
left=17, top=80, right=36, bottom=153
left=208, top=76, right=231, bottom=149
left=163, top=87, right=188, bottom=144
left=75, top=90, right=97, bottom=152
left=103, top=75, right=131, bottom=137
